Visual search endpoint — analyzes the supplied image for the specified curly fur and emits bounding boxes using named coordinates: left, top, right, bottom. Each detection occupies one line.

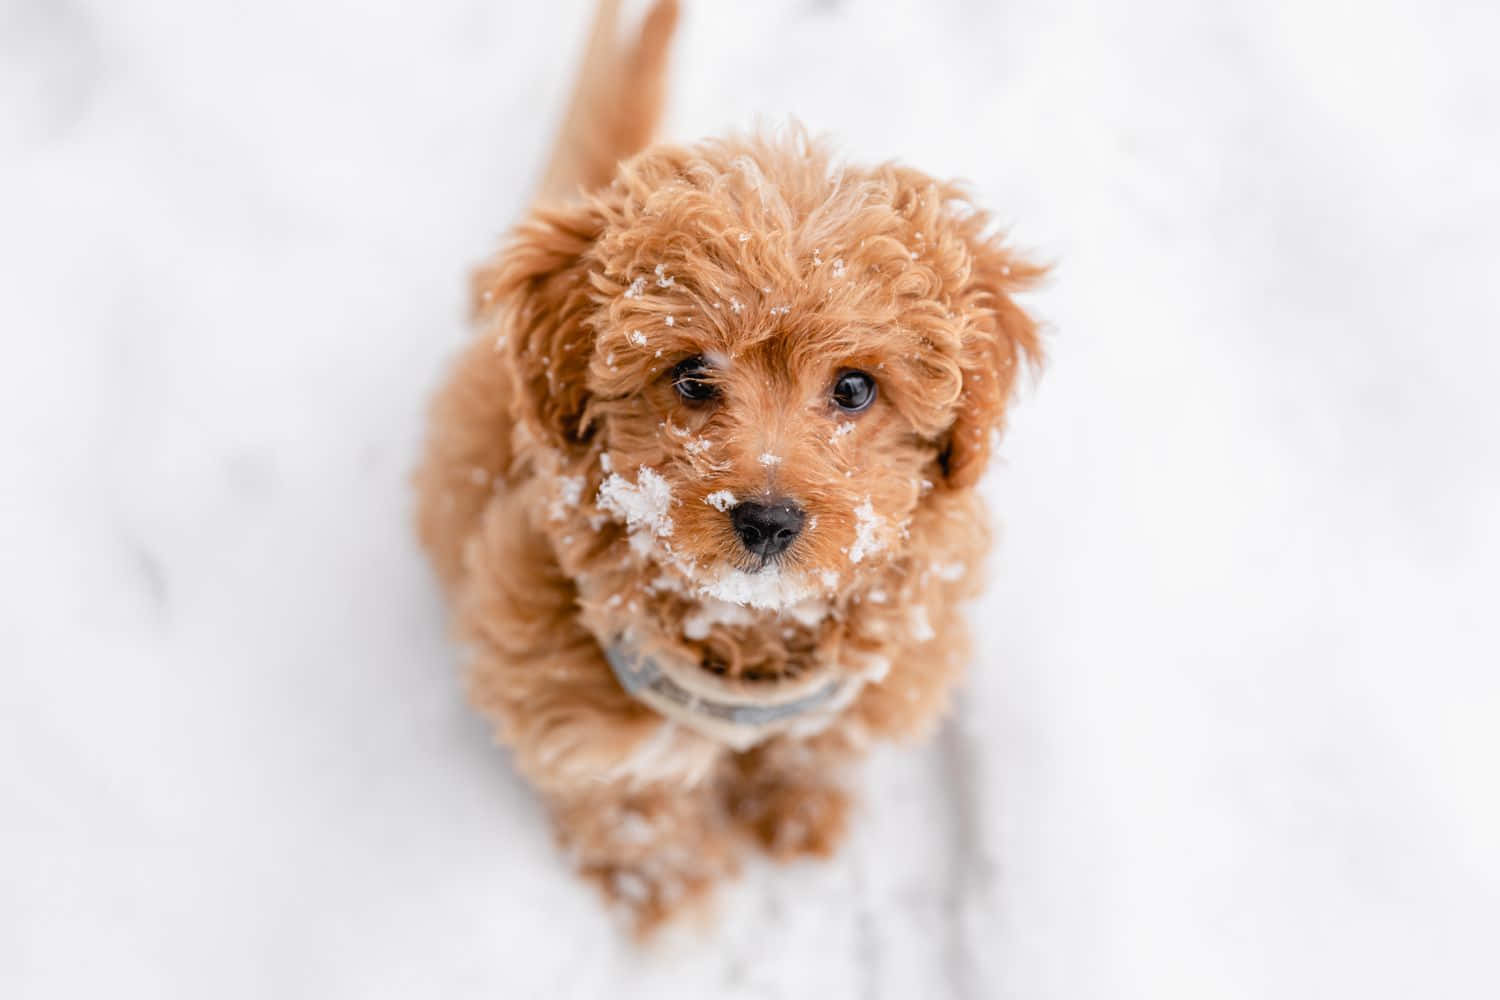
left=414, top=0, right=1042, bottom=933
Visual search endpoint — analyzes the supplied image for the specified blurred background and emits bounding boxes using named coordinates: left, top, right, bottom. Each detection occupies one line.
left=3, top=0, right=1497, bottom=996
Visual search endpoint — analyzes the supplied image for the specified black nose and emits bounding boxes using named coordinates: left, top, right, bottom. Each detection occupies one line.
left=730, top=500, right=805, bottom=558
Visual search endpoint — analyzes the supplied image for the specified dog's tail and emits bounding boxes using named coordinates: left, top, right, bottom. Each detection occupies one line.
left=533, top=0, right=680, bottom=205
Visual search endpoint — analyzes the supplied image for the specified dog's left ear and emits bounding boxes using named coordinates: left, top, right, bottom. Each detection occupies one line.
left=472, top=200, right=608, bottom=455
left=938, top=231, right=1045, bottom=489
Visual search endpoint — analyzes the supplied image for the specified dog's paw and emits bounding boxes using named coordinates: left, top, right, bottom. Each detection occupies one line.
left=561, top=796, right=740, bottom=937
left=589, top=852, right=723, bottom=937
left=733, top=780, right=850, bottom=860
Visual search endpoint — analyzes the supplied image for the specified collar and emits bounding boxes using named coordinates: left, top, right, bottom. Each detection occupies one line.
left=605, top=642, right=857, bottom=751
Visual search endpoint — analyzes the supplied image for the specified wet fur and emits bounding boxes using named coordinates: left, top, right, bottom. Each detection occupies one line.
left=415, top=0, right=1041, bottom=933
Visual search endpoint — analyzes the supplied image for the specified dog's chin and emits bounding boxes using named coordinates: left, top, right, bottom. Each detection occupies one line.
left=693, top=562, right=816, bottom=611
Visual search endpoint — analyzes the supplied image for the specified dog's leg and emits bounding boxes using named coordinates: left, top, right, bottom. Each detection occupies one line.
left=456, top=499, right=735, bottom=930
left=459, top=496, right=720, bottom=782
left=724, top=738, right=855, bottom=861
left=550, top=778, right=738, bottom=935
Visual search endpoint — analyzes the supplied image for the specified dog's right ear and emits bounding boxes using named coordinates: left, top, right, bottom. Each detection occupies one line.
left=472, top=201, right=608, bottom=455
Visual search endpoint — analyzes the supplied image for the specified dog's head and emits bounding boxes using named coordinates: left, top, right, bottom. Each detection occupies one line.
left=481, top=133, right=1041, bottom=609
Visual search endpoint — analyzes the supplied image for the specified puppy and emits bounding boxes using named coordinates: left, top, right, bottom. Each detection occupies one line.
left=416, top=0, right=1042, bottom=932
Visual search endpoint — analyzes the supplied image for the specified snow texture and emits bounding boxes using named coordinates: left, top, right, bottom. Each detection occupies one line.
left=697, top=565, right=814, bottom=610
left=3, top=0, right=1499, bottom=998
left=847, top=498, right=884, bottom=563
left=930, top=559, right=964, bottom=582
left=550, top=474, right=586, bottom=521
left=597, top=466, right=675, bottom=542
left=907, top=604, right=935, bottom=642
left=681, top=596, right=755, bottom=640
left=704, top=489, right=737, bottom=512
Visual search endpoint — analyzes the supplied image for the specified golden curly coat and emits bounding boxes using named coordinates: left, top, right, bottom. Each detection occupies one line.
left=415, top=0, right=1042, bottom=932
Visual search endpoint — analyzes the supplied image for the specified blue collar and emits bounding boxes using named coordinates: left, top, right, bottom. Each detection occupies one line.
left=604, top=643, right=848, bottom=748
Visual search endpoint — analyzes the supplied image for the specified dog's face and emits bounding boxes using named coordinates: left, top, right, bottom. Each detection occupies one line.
left=589, top=289, right=942, bottom=608
left=483, top=136, right=1040, bottom=609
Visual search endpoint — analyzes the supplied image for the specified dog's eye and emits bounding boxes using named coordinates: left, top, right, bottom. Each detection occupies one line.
left=831, top=370, right=877, bottom=413
left=672, top=356, right=719, bottom=403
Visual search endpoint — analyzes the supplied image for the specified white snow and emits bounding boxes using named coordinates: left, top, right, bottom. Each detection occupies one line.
left=860, top=655, right=892, bottom=683
left=596, top=466, right=675, bottom=542
left=681, top=596, right=756, bottom=640
left=627, top=329, right=647, bottom=347
left=757, top=451, right=782, bottom=467
left=614, top=809, right=654, bottom=845
left=907, top=604, right=935, bottom=642
left=623, top=276, right=647, bottom=298
left=847, top=498, right=884, bottom=563
left=611, top=870, right=649, bottom=903
left=4, top=1, right=1498, bottom=999
left=697, top=565, right=814, bottom=610
left=782, top=597, right=830, bottom=629
left=930, top=560, right=965, bottom=582
left=703, top=489, right=736, bottom=512
left=549, top=474, right=586, bottom=521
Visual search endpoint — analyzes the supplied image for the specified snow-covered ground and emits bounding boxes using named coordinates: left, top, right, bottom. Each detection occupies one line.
left=3, top=0, right=1497, bottom=996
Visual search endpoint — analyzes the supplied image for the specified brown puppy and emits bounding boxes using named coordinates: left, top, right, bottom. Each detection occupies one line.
left=416, top=0, right=1042, bottom=933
